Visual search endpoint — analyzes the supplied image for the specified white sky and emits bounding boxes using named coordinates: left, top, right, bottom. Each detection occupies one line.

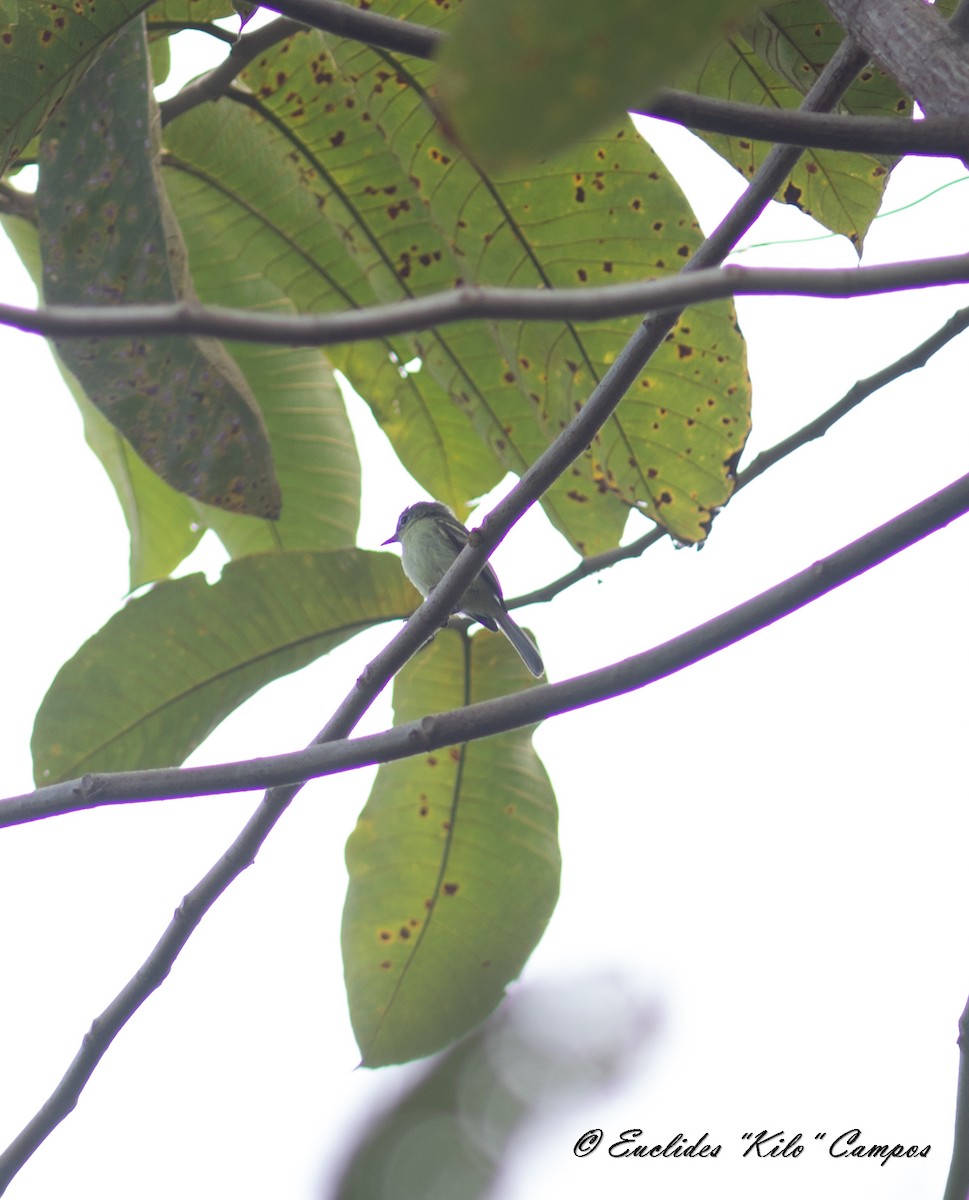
left=2, top=19, right=969, bottom=1200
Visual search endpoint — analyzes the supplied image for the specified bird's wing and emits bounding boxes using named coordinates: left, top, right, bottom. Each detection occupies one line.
left=436, top=516, right=505, bottom=602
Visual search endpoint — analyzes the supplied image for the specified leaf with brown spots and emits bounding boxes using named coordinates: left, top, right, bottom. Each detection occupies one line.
left=162, top=63, right=499, bottom=520
left=343, top=628, right=558, bottom=1067
left=0, top=0, right=152, bottom=176
left=1, top=210, right=205, bottom=586
left=683, top=0, right=922, bottom=248
left=37, top=18, right=281, bottom=519
left=214, top=18, right=750, bottom=548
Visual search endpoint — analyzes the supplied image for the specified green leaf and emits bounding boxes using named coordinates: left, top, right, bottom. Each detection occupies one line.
left=683, top=1, right=916, bottom=247
left=64, top=355, right=206, bottom=586
left=1, top=212, right=203, bottom=587
left=187, top=342, right=360, bottom=557
left=207, top=20, right=751, bottom=550
left=36, top=17, right=282, bottom=519
left=32, top=549, right=416, bottom=783
left=0, top=0, right=151, bottom=176
left=436, top=0, right=761, bottom=172
left=342, top=628, right=559, bottom=1067
left=147, top=21, right=171, bottom=86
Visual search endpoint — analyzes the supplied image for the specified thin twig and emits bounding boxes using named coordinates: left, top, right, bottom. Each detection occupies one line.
left=149, top=20, right=238, bottom=45
left=513, top=303, right=969, bottom=605
left=0, top=42, right=867, bottom=1191
left=738, top=306, right=969, bottom=486
left=159, top=17, right=308, bottom=124
left=264, top=0, right=441, bottom=58
left=4, top=253, right=969, bottom=346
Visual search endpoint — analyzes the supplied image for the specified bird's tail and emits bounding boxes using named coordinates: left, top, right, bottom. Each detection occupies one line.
left=495, top=611, right=544, bottom=677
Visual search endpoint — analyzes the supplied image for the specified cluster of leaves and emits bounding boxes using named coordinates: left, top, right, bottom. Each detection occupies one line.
left=0, top=0, right=915, bottom=1069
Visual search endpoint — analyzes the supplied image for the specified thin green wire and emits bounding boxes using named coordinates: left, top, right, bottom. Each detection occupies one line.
left=731, top=173, right=969, bottom=256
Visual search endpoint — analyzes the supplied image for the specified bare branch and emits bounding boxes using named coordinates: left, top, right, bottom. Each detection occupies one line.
left=0, top=45, right=867, bottom=1188
left=262, top=0, right=441, bottom=58
left=5, top=252, right=969, bottom=347
left=149, top=19, right=238, bottom=45
left=159, top=17, right=308, bottom=124
left=737, top=304, right=969, bottom=487
left=642, top=91, right=969, bottom=158
left=513, top=303, right=969, bottom=605
left=512, top=525, right=663, bottom=609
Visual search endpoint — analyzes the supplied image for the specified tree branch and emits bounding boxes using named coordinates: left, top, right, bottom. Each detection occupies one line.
left=825, top=0, right=969, bottom=118
left=642, top=91, right=969, bottom=158
left=149, top=19, right=238, bottom=45
left=159, top=16, right=308, bottom=124
left=736, top=304, right=969, bottom=488
left=3, top=468, right=969, bottom=817
left=5, top=252, right=969, bottom=346
left=0, top=44, right=868, bottom=1190
left=263, top=0, right=441, bottom=58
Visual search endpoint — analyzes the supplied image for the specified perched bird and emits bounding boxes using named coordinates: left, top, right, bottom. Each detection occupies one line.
left=383, top=501, right=544, bottom=677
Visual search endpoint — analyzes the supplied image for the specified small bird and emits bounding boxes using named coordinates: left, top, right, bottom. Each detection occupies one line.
left=383, top=501, right=544, bottom=677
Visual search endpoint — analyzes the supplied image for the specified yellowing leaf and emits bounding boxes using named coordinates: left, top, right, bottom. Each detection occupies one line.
left=212, top=22, right=751, bottom=549
left=343, top=629, right=559, bottom=1066
left=684, top=1, right=915, bottom=247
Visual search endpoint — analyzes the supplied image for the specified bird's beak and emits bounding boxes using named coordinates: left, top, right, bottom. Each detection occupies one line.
left=381, top=533, right=398, bottom=546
